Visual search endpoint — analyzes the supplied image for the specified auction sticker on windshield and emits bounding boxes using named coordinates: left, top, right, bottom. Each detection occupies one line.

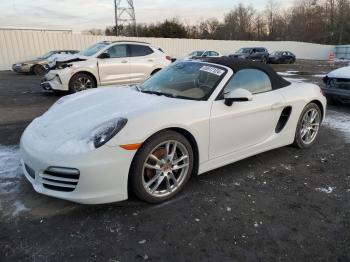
left=200, top=66, right=225, bottom=76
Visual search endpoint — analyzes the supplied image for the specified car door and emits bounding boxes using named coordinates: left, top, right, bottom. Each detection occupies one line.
left=209, top=68, right=286, bottom=159
left=127, top=44, right=156, bottom=84
left=97, top=44, right=131, bottom=85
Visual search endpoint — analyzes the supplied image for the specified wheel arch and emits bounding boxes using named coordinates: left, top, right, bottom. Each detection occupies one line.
left=132, top=127, right=200, bottom=177
left=310, top=99, right=325, bottom=121
left=150, top=68, right=162, bottom=75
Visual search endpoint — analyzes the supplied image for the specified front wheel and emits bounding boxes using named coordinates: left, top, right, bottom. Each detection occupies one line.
left=32, top=64, right=46, bottom=76
left=261, top=57, right=267, bottom=64
left=293, top=103, right=322, bottom=149
left=130, top=130, right=194, bottom=203
left=69, top=73, right=96, bottom=93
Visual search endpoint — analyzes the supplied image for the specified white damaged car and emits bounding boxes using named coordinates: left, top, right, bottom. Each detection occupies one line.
left=41, top=41, right=172, bottom=93
left=21, top=58, right=326, bottom=204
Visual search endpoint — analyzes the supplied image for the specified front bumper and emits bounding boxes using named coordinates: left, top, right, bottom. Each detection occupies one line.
left=12, top=64, right=31, bottom=73
left=41, top=74, right=66, bottom=91
left=20, top=137, right=136, bottom=204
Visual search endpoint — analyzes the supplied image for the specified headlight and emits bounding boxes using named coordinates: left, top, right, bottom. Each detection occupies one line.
left=89, top=118, right=128, bottom=148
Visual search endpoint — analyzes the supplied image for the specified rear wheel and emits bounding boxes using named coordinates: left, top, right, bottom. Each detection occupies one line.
left=69, top=73, right=96, bottom=93
left=293, top=103, right=322, bottom=149
left=130, top=130, right=194, bottom=203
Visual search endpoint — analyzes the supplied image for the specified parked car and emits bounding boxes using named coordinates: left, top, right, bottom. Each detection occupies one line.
left=268, top=51, right=296, bottom=64
left=229, top=47, right=269, bottom=64
left=41, top=41, right=172, bottom=93
left=188, top=50, right=222, bottom=59
left=12, top=50, right=79, bottom=76
left=322, top=66, right=350, bottom=104
left=21, top=58, right=326, bottom=204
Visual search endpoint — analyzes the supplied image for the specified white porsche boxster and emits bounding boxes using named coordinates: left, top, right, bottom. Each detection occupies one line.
left=20, top=58, right=327, bottom=204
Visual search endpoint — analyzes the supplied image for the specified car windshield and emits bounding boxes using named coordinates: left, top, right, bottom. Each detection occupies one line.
left=271, top=51, right=282, bottom=56
left=139, top=62, right=226, bottom=101
left=236, top=48, right=252, bottom=54
left=189, top=51, right=204, bottom=57
left=39, top=51, right=55, bottom=59
left=81, top=43, right=109, bottom=56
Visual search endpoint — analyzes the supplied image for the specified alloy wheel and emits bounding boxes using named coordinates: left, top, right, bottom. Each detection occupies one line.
left=73, top=77, right=93, bottom=92
left=142, top=140, right=190, bottom=198
left=300, top=108, right=320, bottom=145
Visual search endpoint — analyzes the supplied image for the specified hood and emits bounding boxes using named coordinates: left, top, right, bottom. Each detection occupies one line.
left=47, top=54, right=88, bottom=69
left=326, top=66, right=350, bottom=79
left=23, top=86, right=191, bottom=154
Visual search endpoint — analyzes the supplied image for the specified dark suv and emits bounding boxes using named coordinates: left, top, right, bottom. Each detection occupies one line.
left=229, top=47, right=269, bottom=64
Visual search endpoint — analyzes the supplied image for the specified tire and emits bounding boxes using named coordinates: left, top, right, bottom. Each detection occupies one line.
left=293, top=103, right=322, bottom=149
left=130, top=130, right=194, bottom=203
left=69, top=73, right=96, bottom=93
left=32, top=64, right=46, bottom=76
left=261, top=57, right=267, bottom=64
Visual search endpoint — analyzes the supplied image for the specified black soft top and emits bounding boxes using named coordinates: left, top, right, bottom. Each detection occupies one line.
left=204, top=57, right=291, bottom=90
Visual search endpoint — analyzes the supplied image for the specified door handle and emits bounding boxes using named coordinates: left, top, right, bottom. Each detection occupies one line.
left=121, top=60, right=128, bottom=63
left=271, top=102, right=285, bottom=110
left=148, top=59, right=154, bottom=62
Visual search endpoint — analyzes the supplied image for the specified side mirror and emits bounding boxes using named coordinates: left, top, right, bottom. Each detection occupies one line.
left=224, top=88, right=253, bottom=106
left=98, top=52, right=110, bottom=59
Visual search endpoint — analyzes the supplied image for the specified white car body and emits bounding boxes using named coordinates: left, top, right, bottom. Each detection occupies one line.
left=42, top=41, right=171, bottom=91
left=21, top=60, right=326, bottom=204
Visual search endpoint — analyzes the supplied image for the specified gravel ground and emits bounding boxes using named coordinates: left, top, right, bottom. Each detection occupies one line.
left=0, top=60, right=349, bottom=261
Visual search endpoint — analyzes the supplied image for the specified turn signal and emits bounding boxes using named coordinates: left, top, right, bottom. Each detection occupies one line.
left=120, top=143, right=142, bottom=151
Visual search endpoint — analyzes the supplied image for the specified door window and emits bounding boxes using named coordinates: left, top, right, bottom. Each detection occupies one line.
left=224, top=69, right=272, bottom=95
left=106, top=44, right=127, bottom=58
left=129, top=45, right=154, bottom=57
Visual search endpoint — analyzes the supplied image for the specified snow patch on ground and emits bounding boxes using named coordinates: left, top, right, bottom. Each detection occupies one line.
left=278, top=71, right=298, bottom=76
left=0, top=145, right=22, bottom=194
left=323, top=110, right=350, bottom=142
left=312, top=74, right=326, bottom=78
left=283, top=77, right=307, bottom=83
left=315, top=187, right=335, bottom=194
left=12, top=200, right=29, bottom=216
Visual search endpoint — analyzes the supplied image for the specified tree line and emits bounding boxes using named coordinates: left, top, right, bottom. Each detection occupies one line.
left=85, top=0, right=350, bottom=45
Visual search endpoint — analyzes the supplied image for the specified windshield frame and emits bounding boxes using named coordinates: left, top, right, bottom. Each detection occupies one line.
left=40, top=51, right=55, bottom=59
left=81, top=42, right=109, bottom=57
left=236, top=48, right=252, bottom=54
left=139, top=61, right=228, bottom=101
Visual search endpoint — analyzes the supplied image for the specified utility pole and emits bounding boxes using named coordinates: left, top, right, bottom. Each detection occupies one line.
left=114, top=0, right=137, bottom=37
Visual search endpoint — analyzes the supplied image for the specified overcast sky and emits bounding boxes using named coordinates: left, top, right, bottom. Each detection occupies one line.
left=0, top=0, right=294, bottom=32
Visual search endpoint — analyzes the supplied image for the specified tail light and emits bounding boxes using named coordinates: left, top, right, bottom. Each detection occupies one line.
left=166, top=56, right=172, bottom=61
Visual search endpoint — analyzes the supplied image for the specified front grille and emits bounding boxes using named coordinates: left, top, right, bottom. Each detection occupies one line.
left=24, top=163, right=35, bottom=179
left=40, top=167, right=80, bottom=192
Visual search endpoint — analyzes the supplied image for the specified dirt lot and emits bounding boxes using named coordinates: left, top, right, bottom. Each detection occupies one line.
left=0, top=60, right=349, bottom=261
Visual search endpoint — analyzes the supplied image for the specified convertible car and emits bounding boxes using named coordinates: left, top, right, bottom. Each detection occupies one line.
left=20, top=58, right=326, bottom=204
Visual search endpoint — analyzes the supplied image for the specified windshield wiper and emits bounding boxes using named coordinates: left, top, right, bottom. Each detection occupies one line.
left=141, top=90, right=176, bottom=98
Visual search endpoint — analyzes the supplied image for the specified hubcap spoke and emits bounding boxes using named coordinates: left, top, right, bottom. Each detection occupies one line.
left=172, top=155, right=188, bottom=165
left=169, top=172, right=178, bottom=187
left=146, top=172, right=161, bottom=188
left=173, top=163, right=189, bottom=171
left=145, top=163, right=160, bottom=170
left=151, top=175, right=165, bottom=193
